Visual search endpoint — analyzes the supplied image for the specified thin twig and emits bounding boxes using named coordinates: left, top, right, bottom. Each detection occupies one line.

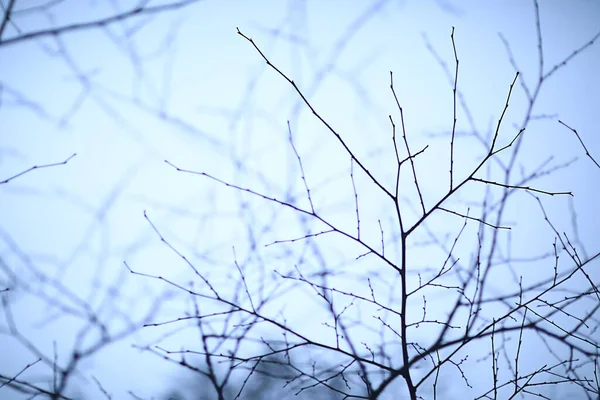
left=0, top=153, right=76, bottom=184
left=558, top=120, right=600, bottom=169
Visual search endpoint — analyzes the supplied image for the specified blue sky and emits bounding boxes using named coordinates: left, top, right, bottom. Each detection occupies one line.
left=1, top=1, right=599, bottom=399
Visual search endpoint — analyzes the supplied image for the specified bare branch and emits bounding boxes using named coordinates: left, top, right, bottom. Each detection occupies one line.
left=0, top=153, right=76, bottom=185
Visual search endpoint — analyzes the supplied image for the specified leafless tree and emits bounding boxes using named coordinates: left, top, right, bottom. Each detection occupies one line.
left=1, top=1, right=200, bottom=398
left=1, top=1, right=599, bottom=399
left=134, top=3, right=600, bottom=400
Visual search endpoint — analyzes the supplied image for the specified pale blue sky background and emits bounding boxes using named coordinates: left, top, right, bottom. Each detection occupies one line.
left=1, top=0, right=599, bottom=399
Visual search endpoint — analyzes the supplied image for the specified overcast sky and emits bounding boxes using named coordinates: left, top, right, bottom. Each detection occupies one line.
left=1, top=1, right=599, bottom=399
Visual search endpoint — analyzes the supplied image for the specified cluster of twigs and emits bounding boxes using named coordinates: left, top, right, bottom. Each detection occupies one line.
left=1, top=1, right=599, bottom=399
left=131, top=7, right=600, bottom=400
left=0, top=1, right=200, bottom=399
left=128, top=3, right=600, bottom=399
